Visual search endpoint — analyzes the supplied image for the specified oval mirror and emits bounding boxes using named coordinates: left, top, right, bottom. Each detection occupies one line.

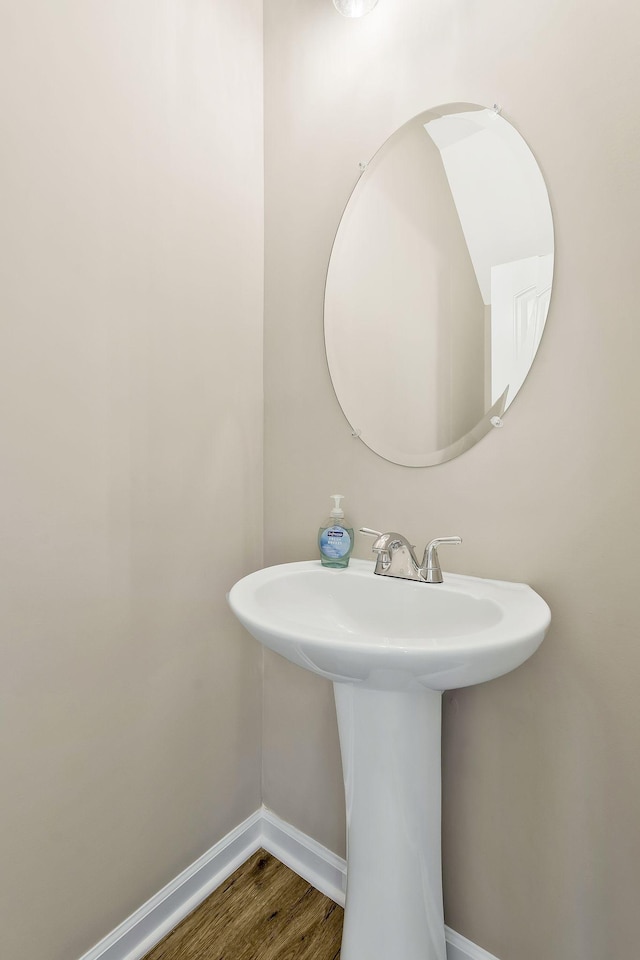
left=324, top=103, right=554, bottom=466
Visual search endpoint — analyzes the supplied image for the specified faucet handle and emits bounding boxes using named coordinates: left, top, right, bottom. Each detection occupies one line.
left=422, top=537, right=462, bottom=584
left=359, top=528, right=392, bottom=572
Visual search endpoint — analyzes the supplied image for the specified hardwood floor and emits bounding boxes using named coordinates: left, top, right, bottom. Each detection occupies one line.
left=142, top=850, right=343, bottom=960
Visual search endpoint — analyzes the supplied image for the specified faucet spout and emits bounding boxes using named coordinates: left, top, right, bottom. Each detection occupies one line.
left=361, top=530, right=422, bottom=580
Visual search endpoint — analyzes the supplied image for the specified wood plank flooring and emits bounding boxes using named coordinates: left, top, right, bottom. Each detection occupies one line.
left=142, top=850, right=343, bottom=960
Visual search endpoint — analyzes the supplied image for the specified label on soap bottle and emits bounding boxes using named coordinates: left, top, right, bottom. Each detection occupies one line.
left=319, top=526, right=352, bottom=559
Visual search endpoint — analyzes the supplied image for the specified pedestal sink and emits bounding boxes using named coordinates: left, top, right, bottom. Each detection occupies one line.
left=228, top=559, right=550, bottom=960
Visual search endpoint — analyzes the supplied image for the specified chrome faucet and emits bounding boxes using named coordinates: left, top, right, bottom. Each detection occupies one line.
left=360, top=529, right=462, bottom=584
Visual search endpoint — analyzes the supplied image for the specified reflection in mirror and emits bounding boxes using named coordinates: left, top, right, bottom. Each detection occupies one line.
left=324, top=104, right=554, bottom=466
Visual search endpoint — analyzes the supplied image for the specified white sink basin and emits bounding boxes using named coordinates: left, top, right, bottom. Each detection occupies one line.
left=228, top=558, right=550, bottom=691
left=229, top=557, right=550, bottom=960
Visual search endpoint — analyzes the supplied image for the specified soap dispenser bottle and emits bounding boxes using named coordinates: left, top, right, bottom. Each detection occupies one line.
left=318, top=494, right=354, bottom=569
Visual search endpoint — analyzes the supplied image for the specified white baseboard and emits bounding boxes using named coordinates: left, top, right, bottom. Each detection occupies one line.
left=78, top=806, right=498, bottom=960
left=260, top=805, right=347, bottom=906
left=77, top=810, right=263, bottom=960
left=445, top=926, right=501, bottom=960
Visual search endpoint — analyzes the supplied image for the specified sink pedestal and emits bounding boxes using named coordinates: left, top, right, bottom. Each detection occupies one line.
left=334, top=682, right=446, bottom=960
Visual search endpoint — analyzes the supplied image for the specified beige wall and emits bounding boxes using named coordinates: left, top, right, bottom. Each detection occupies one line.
left=264, top=1, right=640, bottom=959
left=0, top=3, right=263, bottom=959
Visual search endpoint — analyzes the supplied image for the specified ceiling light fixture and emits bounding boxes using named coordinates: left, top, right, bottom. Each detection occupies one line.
left=333, top=0, right=379, bottom=17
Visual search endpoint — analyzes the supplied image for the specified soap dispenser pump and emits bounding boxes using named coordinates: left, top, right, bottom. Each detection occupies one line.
left=318, top=494, right=354, bottom=569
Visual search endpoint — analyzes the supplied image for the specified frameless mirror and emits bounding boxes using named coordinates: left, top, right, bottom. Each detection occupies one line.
left=324, top=103, right=554, bottom=466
